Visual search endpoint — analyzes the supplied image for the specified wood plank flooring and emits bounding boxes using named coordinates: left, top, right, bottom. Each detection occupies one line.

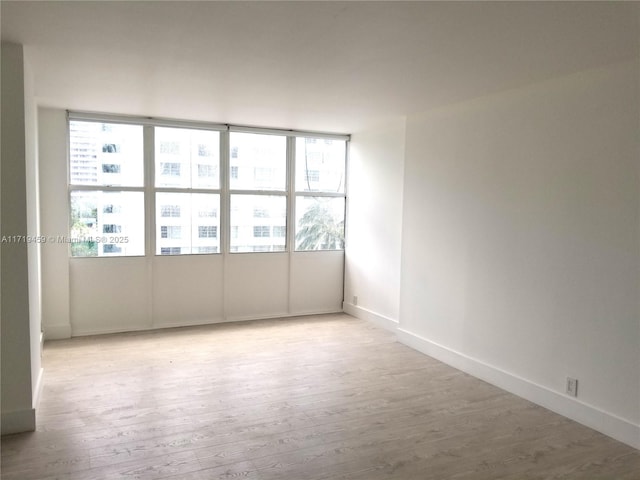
left=2, top=313, right=638, bottom=479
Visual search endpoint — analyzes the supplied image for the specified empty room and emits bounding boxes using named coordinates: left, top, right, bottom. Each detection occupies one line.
left=1, top=1, right=639, bottom=479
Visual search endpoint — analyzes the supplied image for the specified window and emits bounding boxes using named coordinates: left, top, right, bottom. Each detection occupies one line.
left=103, top=244, right=122, bottom=254
left=103, top=204, right=121, bottom=214
left=229, top=132, right=286, bottom=191
left=295, top=196, right=345, bottom=250
left=103, top=224, right=121, bottom=234
left=229, top=131, right=287, bottom=253
left=254, top=167, right=277, bottom=187
left=160, top=226, right=182, bottom=239
left=161, top=162, right=181, bottom=177
left=160, top=205, right=181, bottom=218
left=69, top=190, right=145, bottom=257
left=69, top=121, right=144, bottom=257
left=253, top=226, right=270, bottom=237
left=295, top=137, right=345, bottom=193
left=253, top=208, right=267, bottom=218
left=69, top=115, right=347, bottom=258
left=156, top=127, right=220, bottom=189
left=294, top=137, right=347, bottom=250
left=230, top=194, right=286, bottom=252
left=198, top=226, right=217, bottom=238
left=159, top=141, right=180, bottom=155
left=102, top=143, right=120, bottom=153
left=198, top=207, right=217, bottom=218
left=198, top=143, right=212, bottom=157
left=155, top=127, right=221, bottom=255
left=161, top=247, right=182, bottom=255
left=102, top=164, right=121, bottom=174
left=197, top=164, right=216, bottom=178
left=155, top=192, right=220, bottom=255
left=305, top=170, right=320, bottom=183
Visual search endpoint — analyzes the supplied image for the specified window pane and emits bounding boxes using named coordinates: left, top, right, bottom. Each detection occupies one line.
left=155, top=127, right=220, bottom=188
left=70, top=121, right=143, bottom=186
left=295, top=137, right=346, bottom=193
left=156, top=193, right=220, bottom=255
left=229, top=132, right=286, bottom=191
left=230, top=195, right=286, bottom=252
left=70, top=191, right=144, bottom=256
left=295, top=197, right=345, bottom=251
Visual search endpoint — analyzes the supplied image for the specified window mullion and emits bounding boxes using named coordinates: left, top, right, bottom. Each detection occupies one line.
left=144, top=125, right=155, bottom=256
left=287, top=136, right=296, bottom=253
left=220, top=130, right=230, bottom=254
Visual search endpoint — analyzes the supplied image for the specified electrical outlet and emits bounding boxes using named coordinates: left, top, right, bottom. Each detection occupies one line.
left=353, top=295, right=358, bottom=306
left=566, top=377, right=578, bottom=397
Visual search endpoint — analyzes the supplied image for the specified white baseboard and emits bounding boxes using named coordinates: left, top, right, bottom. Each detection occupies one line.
left=44, top=323, right=71, bottom=340
left=343, top=302, right=399, bottom=332
left=288, top=308, right=344, bottom=318
left=70, top=310, right=346, bottom=337
left=225, top=309, right=342, bottom=324
left=1, top=408, right=36, bottom=435
left=396, top=327, right=640, bottom=450
left=152, top=317, right=228, bottom=330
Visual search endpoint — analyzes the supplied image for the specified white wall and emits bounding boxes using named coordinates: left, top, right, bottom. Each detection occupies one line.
left=153, top=254, right=224, bottom=327
left=39, top=108, right=71, bottom=339
left=343, top=118, right=405, bottom=329
left=399, top=60, right=640, bottom=447
left=0, top=43, right=38, bottom=434
left=24, top=48, right=44, bottom=413
left=38, top=109, right=344, bottom=337
left=290, top=251, right=344, bottom=315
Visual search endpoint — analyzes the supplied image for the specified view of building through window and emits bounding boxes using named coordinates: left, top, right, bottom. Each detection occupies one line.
left=69, top=121, right=144, bottom=256
left=294, top=137, right=346, bottom=250
left=295, top=137, right=346, bottom=193
left=68, top=117, right=347, bottom=257
left=155, top=192, right=220, bottom=255
left=230, top=195, right=286, bottom=252
left=229, top=132, right=287, bottom=252
left=155, top=127, right=220, bottom=189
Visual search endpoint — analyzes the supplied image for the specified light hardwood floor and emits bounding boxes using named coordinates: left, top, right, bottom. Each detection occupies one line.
left=1, top=313, right=638, bottom=479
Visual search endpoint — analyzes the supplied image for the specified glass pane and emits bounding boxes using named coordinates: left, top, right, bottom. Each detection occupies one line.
left=229, top=132, right=286, bottom=191
left=155, top=127, right=220, bottom=188
left=70, top=191, right=145, bottom=256
left=295, top=197, right=345, bottom=251
left=156, top=193, right=220, bottom=255
left=230, top=195, right=286, bottom=252
left=69, top=121, right=143, bottom=186
left=295, top=137, right=346, bottom=193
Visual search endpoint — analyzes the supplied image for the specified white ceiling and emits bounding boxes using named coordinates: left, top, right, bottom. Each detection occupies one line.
left=2, top=1, right=638, bottom=134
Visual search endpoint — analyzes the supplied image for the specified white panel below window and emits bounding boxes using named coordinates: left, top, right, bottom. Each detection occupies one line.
left=70, top=257, right=150, bottom=335
left=290, top=251, right=344, bottom=314
left=225, top=253, right=289, bottom=320
left=152, top=255, right=224, bottom=327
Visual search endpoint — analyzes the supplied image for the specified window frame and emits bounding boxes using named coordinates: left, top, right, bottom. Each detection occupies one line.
left=68, top=118, right=146, bottom=257
left=152, top=126, right=223, bottom=256
left=228, top=128, right=289, bottom=253
left=293, top=136, right=348, bottom=252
